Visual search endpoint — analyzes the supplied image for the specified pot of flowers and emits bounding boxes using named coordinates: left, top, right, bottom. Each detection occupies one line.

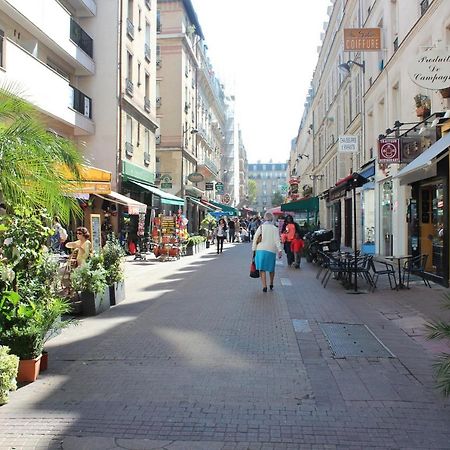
left=0, top=346, right=19, bottom=404
left=71, top=255, right=110, bottom=316
left=102, top=236, right=126, bottom=306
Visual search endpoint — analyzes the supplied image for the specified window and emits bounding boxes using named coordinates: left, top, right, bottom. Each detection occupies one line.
left=138, top=7, right=142, bottom=31
left=156, top=10, right=161, bottom=33
left=127, top=52, right=133, bottom=80
left=137, top=61, right=141, bottom=86
left=126, top=116, right=133, bottom=144
left=145, top=73, right=150, bottom=98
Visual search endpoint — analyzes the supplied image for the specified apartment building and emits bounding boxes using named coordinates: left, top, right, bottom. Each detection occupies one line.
left=248, top=162, right=288, bottom=213
left=156, top=0, right=227, bottom=229
left=291, top=0, right=450, bottom=286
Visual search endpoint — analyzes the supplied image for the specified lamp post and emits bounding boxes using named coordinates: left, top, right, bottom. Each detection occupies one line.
left=181, top=126, right=198, bottom=214
left=309, top=174, right=323, bottom=227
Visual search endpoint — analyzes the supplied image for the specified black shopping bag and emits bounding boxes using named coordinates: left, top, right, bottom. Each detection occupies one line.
left=249, top=261, right=260, bottom=278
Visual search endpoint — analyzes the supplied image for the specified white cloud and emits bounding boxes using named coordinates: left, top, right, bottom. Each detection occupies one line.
left=192, top=0, right=331, bottom=163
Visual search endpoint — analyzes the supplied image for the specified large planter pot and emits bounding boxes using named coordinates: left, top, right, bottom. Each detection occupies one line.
left=80, top=288, right=110, bottom=316
left=17, top=355, right=41, bottom=383
left=185, top=245, right=194, bottom=256
left=109, top=281, right=125, bottom=306
left=39, top=351, right=48, bottom=372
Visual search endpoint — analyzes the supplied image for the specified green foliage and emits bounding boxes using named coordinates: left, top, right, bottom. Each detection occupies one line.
left=0, top=346, right=19, bottom=404
left=426, top=293, right=450, bottom=397
left=0, top=86, right=83, bottom=222
left=102, top=236, right=125, bottom=285
left=186, top=235, right=206, bottom=246
left=71, top=257, right=108, bottom=295
left=1, top=325, right=43, bottom=360
left=271, top=191, right=284, bottom=207
left=247, top=179, right=257, bottom=204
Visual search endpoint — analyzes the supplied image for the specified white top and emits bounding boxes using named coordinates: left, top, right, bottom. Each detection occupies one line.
left=252, top=222, right=282, bottom=254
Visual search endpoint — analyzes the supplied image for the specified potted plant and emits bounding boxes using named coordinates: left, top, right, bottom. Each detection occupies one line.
left=200, top=214, right=216, bottom=248
left=0, top=346, right=19, bottom=404
left=414, top=94, right=431, bottom=117
left=102, top=236, right=126, bottom=306
left=71, top=254, right=110, bottom=316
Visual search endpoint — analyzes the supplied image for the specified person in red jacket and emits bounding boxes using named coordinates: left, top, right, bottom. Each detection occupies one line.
left=290, top=232, right=304, bottom=269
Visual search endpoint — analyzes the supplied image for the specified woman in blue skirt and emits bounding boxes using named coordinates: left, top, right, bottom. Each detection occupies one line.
left=252, top=212, right=283, bottom=292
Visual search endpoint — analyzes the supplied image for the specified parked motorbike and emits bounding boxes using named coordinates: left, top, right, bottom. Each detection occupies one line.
left=304, top=229, right=340, bottom=263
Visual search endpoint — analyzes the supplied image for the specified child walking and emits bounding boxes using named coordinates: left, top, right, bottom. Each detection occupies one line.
left=290, top=232, right=304, bottom=269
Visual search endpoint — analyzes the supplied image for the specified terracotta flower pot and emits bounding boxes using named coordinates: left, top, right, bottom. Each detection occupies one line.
left=17, top=355, right=42, bottom=383
left=40, top=351, right=48, bottom=372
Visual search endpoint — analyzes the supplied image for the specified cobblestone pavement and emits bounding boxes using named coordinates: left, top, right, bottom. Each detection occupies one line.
left=1, top=243, right=450, bottom=449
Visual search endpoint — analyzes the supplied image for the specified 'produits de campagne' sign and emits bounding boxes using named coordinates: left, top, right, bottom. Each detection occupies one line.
left=408, top=48, right=450, bottom=90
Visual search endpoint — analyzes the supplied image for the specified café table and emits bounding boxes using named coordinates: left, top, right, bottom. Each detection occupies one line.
left=384, top=255, right=413, bottom=289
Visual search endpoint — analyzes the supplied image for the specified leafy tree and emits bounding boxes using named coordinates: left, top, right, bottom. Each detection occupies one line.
left=0, top=86, right=83, bottom=222
left=247, top=179, right=257, bottom=204
left=271, top=191, right=284, bottom=207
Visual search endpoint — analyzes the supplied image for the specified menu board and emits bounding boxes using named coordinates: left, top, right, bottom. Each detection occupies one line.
left=90, top=214, right=101, bottom=253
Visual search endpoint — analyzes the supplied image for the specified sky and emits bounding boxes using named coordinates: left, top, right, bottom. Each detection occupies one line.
left=191, top=0, right=331, bottom=164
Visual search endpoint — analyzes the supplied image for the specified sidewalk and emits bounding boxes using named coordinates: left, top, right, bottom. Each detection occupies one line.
left=0, top=242, right=449, bottom=449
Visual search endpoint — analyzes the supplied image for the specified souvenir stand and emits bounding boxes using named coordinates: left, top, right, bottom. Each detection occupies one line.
left=151, top=213, right=184, bottom=261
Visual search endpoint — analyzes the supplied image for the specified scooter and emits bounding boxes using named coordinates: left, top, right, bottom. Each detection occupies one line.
left=304, top=229, right=340, bottom=263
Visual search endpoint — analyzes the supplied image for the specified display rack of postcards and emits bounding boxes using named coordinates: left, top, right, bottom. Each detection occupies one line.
left=151, top=214, right=181, bottom=261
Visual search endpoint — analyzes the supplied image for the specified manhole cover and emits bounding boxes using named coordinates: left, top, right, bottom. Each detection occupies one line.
left=319, top=323, right=394, bottom=358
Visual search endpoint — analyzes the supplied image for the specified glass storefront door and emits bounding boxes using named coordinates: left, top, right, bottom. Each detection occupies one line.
left=381, top=180, right=393, bottom=256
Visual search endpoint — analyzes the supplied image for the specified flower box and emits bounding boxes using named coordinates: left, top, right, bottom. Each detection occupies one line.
left=80, top=287, right=110, bottom=316
left=17, top=355, right=41, bottom=383
left=109, top=281, right=125, bottom=306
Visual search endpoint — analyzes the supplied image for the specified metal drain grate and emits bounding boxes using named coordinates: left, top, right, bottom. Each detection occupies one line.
left=319, top=323, right=394, bottom=358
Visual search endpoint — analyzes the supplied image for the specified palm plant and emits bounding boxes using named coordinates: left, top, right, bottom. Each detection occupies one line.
left=0, top=85, right=83, bottom=222
left=426, top=293, right=450, bottom=397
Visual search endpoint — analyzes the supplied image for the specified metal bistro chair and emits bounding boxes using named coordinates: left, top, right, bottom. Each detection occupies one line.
left=369, top=258, right=397, bottom=292
left=322, top=253, right=346, bottom=288
left=402, top=254, right=431, bottom=288
left=315, top=250, right=330, bottom=281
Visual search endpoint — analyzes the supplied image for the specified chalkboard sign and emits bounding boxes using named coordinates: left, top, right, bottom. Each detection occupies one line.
left=90, top=214, right=101, bottom=253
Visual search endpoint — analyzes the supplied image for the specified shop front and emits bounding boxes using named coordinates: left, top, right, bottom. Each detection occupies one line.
left=397, top=131, right=450, bottom=286
left=280, top=196, right=319, bottom=229
left=359, top=161, right=375, bottom=254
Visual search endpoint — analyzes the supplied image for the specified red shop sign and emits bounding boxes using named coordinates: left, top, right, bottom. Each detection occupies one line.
left=378, top=138, right=400, bottom=164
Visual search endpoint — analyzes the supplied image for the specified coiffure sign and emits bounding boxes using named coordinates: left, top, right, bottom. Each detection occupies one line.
left=408, top=48, right=450, bottom=89
left=344, top=28, right=381, bottom=51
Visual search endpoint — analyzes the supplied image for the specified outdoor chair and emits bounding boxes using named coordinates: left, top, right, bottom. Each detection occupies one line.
left=369, top=259, right=397, bottom=292
left=344, top=254, right=374, bottom=289
left=315, top=250, right=330, bottom=280
left=322, top=253, right=346, bottom=288
left=402, top=254, right=431, bottom=288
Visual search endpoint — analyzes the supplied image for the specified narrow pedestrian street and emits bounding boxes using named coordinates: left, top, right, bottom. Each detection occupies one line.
left=1, top=243, right=450, bottom=450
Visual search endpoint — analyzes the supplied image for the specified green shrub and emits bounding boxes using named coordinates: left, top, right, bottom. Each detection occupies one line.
left=0, top=346, right=19, bottom=404
left=71, top=258, right=108, bottom=295
left=1, top=325, right=43, bottom=360
left=102, top=236, right=125, bottom=285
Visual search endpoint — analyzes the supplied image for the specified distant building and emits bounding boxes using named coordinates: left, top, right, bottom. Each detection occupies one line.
left=248, top=162, right=288, bottom=212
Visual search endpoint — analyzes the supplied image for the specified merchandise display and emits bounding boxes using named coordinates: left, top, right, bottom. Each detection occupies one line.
left=151, top=213, right=184, bottom=261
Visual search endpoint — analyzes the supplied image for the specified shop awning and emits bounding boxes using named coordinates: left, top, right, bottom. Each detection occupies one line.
left=201, top=199, right=221, bottom=211
left=209, top=200, right=239, bottom=215
left=329, top=173, right=368, bottom=201
left=281, top=196, right=319, bottom=212
left=187, top=196, right=214, bottom=211
left=130, top=180, right=184, bottom=206
left=98, top=191, right=147, bottom=215
left=61, top=164, right=112, bottom=194
left=396, top=132, right=450, bottom=185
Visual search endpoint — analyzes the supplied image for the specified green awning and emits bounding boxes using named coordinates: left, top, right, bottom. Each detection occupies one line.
left=130, top=180, right=184, bottom=206
left=209, top=200, right=239, bottom=215
left=281, top=196, right=319, bottom=212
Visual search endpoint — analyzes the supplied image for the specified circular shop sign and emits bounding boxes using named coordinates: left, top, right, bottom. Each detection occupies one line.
left=408, top=48, right=450, bottom=90
left=222, top=193, right=231, bottom=204
left=380, top=142, right=397, bottom=160
left=187, top=172, right=204, bottom=183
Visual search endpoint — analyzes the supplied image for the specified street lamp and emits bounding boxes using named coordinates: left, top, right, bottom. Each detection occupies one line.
left=338, top=60, right=365, bottom=76
left=181, top=126, right=198, bottom=212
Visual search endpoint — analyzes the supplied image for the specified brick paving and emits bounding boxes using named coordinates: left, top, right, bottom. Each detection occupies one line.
left=0, top=243, right=450, bottom=449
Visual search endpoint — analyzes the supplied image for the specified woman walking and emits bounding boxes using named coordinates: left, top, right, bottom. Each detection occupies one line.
left=215, top=218, right=227, bottom=254
left=252, top=212, right=282, bottom=292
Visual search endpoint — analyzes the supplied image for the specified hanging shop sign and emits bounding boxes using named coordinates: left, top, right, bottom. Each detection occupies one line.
left=338, top=135, right=358, bottom=153
left=160, top=174, right=173, bottom=189
left=187, top=172, right=204, bottom=183
left=222, top=193, right=231, bottom=204
left=205, top=182, right=214, bottom=190
left=378, top=138, right=401, bottom=164
left=344, top=28, right=381, bottom=52
left=400, top=136, right=422, bottom=163
left=215, top=182, right=224, bottom=194
left=408, top=48, right=450, bottom=90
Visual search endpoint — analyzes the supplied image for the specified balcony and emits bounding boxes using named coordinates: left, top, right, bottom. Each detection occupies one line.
left=125, top=142, right=134, bottom=156
left=145, top=0, right=151, bottom=9
left=3, top=0, right=94, bottom=75
left=198, top=156, right=218, bottom=177
left=126, top=78, right=134, bottom=96
left=144, top=44, right=151, bottom=62
left=0, top=39, right=94, bottom=135
left=144, top=96, right=151, bottom=112
left=65, top=0, right=97, bottom=17
left=127, top=19, right=135, bottom=39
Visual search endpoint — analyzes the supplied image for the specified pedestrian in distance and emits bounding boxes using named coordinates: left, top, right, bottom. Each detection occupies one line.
left=252, top=212, right=282, bottom=292
left=290, top=232, right=304, bottom=269
left=228, top=217, right=236, bottom=243
left=215, top=218, right=227, bottom=254
left=65, top=226, right=92, bottom=267
left=281, top=215, right=296, bottom=267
